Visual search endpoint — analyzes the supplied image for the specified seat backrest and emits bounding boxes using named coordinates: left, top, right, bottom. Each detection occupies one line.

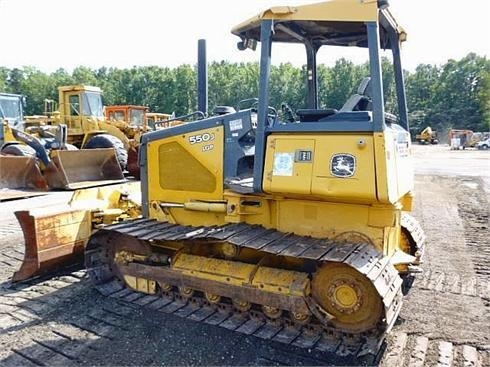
left=340, top=77, right=372, bottom=112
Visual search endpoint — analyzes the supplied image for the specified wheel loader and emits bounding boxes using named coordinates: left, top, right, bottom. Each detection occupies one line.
left=41, top=88, right=186, bottom=178
left=40, top=85, right=133, bottom=170
left=0, top=92, right=125, bottom=198
left=81, top=0, right=425, bottom=353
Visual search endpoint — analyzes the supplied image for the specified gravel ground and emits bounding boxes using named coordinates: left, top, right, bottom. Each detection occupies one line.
left=0, top=144, right=488, bottom=366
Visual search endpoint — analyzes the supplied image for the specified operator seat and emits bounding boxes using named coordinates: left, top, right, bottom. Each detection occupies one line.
left=340, top=77, right=372, bottom=112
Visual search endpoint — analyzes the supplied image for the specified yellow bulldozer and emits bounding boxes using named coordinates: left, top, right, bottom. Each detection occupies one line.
left=0, top=92, right=125, bottom=197
left=82, top=0, right=424, bottom=349
left=12, top=0, right=426, bottom=356
left=42, top=89, right=186, bottom=178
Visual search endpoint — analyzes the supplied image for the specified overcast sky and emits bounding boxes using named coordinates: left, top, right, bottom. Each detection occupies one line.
left=1, top=0, right=489, bottom=73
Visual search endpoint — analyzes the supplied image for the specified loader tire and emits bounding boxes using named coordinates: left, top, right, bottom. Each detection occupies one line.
left=85, top=134, right=127, bottom=170
left=1, top=144, right=37, bottom=157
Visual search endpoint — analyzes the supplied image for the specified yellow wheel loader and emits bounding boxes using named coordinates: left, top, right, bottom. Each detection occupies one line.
left=0, top=93, right=125, bottom=198
left=41, top=85, right=132, bottom=169
left=80, top=0, right=425, bottom=354
left=41, top=86, right=184, bottom=178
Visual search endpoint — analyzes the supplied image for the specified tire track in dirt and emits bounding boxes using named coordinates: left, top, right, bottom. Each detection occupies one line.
left=380, top=331, right=489, bottom=367
left=383, top=175, right=490, bottom=366
left=456, top=177, right=489, bottom=285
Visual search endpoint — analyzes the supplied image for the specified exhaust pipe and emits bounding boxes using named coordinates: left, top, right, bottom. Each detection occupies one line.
left=197, top=39, right=208, bottom=115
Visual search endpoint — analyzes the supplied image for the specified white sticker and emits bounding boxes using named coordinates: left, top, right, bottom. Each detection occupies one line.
left=273, top=153, right=294, bottom=176
left=229, top=118, right=243, bottom=131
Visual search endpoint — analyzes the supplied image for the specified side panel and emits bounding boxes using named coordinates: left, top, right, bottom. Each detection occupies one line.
left=263, top=138, right=315, bottom=195
left=146, top=125, right=224, bottom=225
left=1, top=122, right=17, bottom=145
left=375, top=126, right=414, bottom=204
left=263, top=134, right=377, bottom=203
left=276, top=200, right=391, bottom=251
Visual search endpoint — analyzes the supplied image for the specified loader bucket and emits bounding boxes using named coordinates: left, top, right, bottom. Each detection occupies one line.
left=0, top=155, right=49, bottom=190
left=13, top=207, right=91, bottom=282
left=44, top=148, right=126, bottom=190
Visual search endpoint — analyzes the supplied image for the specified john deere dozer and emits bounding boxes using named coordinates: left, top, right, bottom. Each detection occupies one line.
left=10, top=0, right=426, bottom=357
left=79, top=0, right=425, bottom=354
left=0, top=93, right=125, bottom=198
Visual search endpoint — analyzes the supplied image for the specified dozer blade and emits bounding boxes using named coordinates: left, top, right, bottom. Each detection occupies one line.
left=12, top=181, right=141, bottom=282
left=44, top=148, right=126, bottom=190
left=13, top=207, right=91, bottom=282
left=0, top=155, right=49, bottom=191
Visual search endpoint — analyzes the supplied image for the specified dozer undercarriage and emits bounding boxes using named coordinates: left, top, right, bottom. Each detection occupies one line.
left=86, top=219, right=405, bottom=352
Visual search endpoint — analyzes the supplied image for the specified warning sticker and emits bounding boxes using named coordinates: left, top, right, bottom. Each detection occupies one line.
left=229, top=119, right=243, bottom=131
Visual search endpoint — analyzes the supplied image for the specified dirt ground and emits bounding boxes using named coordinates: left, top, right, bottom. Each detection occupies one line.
left=0, top=144, right=488, bottom=366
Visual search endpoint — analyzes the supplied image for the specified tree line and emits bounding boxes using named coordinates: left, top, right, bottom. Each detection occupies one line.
left=1, top=52, right=488, bottom=137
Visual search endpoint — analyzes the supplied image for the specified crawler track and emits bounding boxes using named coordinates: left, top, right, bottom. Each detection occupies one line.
left=85, top=219, right=405, bottom=361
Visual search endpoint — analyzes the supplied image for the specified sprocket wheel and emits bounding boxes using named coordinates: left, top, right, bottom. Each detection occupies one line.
left=311, top=262, right=383, bottom=333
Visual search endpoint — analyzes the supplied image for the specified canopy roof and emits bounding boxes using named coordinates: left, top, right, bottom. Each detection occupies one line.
left=231, top=0, right=406, bottom=49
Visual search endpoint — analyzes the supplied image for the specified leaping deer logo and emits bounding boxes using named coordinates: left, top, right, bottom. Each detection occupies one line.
left=331, top=154, right=356, bottom=177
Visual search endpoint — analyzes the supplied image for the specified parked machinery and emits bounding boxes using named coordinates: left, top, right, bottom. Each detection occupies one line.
left=41, top=85, right=132, bottom=169
left=449, top=129, right=473, bottom=150
left=0, top=92, right=124, bottom=195
left=104, top=104, right=153, bottom=178
left=145, top=112, right=173, bottom=129
left=415, top=126, right=438, bottom=144
left=84, top=0, right=425, bottom=349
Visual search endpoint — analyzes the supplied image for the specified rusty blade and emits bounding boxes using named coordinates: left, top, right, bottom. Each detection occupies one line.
left=0, top=155, right=49, bottom=190
left=12, top=207, right=92, bottom=282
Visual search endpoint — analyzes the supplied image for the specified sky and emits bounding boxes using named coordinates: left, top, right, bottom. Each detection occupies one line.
left=0, top=0, right=489, bottom=73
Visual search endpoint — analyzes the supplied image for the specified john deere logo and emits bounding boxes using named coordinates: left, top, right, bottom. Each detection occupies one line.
left=330, top=153, right=356, bottom=178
